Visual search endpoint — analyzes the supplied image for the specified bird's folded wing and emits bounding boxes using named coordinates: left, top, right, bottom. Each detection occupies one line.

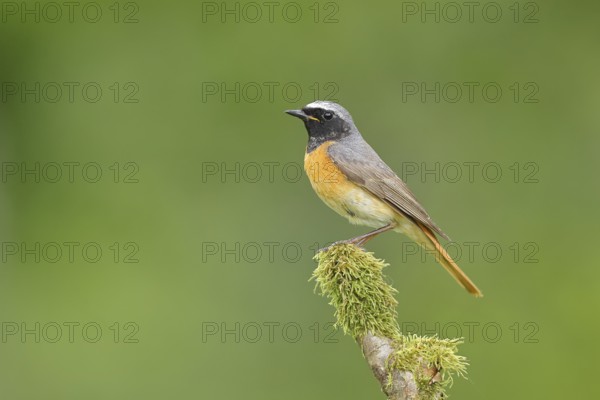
left=328, top=138, right=450, bottom=240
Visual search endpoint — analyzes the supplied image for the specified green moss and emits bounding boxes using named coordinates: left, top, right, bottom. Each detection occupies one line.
left=389, top=335, right=468, bottom=399
left=312, top=243, right=468, bottom=399
left=311, top=243, right=400, bottom=339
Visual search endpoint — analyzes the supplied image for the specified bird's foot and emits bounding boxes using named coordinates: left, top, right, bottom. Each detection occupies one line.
left=317, top=238, right=365, bottom=253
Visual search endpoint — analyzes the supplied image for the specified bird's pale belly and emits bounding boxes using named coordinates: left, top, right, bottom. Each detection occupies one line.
left=325, top=184, right=398, bottom=228
left=304, top=141, right=399, bottom=228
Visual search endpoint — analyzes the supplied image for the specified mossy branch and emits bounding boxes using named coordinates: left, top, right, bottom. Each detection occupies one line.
left=311, top=244, right=467, bottom=400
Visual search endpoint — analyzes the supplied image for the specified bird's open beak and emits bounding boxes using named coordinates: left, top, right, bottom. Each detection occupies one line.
left=285, top=109, right=320, bottom=122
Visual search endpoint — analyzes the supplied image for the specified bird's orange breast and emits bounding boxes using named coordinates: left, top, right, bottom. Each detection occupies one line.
left=304, top=141, right=400, bottom=228
left=304, top=141, right=355, bottom=207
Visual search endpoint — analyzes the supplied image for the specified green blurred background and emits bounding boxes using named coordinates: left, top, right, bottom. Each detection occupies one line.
left=1, top=1, right=598, bottom=399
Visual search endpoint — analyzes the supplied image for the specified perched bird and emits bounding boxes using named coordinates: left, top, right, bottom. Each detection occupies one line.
left=285, top=101, right=482, bottom=296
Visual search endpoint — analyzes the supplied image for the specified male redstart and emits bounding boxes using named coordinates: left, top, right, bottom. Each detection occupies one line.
left=285, top=101, right=482, bottom=297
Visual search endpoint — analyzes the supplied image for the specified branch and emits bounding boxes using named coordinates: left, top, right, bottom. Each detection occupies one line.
left=312, top=244, right=467, bottom=400
left=361, top=333, right=422, bottom=400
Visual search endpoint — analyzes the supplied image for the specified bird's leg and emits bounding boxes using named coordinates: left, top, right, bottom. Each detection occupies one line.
left=319, top=223, right=396, bottom=253
left=348, top=223, right=396, bottom=247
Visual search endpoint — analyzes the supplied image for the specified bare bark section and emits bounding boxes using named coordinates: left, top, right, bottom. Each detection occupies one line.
left=361, top=333, right=440, bottom=400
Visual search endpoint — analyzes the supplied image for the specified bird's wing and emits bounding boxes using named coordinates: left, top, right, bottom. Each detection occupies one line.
left=328, top=137, right=450, bottom=240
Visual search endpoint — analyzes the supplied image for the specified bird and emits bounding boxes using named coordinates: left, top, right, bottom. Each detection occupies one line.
left=285, top=100, right=482, bottom=297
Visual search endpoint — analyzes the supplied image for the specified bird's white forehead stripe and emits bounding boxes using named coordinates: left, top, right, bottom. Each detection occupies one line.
left=303, top=101, right=353, bottom=122
left=305, top=100, right=337, bottom=111
left=305, top=101, right=350, bottom=115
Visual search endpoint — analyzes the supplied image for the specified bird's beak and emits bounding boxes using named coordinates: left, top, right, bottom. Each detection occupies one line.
left=285, top=109, right=320, bottom=122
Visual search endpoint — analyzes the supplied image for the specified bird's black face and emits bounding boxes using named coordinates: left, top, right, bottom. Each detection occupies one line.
left=285, top=105, right=354, bottom=152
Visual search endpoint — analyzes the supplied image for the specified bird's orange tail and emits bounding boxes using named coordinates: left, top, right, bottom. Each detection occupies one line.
left=418, top=223, right=483, bottom=297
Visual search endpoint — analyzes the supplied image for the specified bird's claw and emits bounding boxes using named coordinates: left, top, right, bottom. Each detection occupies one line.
left=317, top=239, right=365, bottom=253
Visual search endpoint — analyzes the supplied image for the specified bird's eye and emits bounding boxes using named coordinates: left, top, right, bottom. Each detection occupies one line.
left=323, top=111, right=333, bottom=120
